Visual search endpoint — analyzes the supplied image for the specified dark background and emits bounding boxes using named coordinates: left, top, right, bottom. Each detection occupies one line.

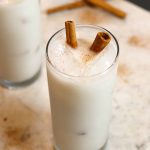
left=128, top=0, right=150, bottom=10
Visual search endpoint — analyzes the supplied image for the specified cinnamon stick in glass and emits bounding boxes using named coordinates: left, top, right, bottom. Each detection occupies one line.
left=90, top=32, right=111, bottom=53
left=65, top=21, right=78, bottom=48
left=85, top=0, right=126, bottom=19
left=46, top=1, right=85, bottom=14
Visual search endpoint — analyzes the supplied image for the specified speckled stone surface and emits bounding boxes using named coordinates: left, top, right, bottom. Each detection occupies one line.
left=0, top=0, right=150, bottom=150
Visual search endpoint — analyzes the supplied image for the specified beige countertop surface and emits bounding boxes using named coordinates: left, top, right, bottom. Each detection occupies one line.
left=0, top=0, right=150, bottom=150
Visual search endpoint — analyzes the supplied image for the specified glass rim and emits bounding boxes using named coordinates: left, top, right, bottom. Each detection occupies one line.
left=46, top=25, right=119, bottom=79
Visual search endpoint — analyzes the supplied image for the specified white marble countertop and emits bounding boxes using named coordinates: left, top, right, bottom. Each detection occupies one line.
left=0, top=0, right=150, bottom=150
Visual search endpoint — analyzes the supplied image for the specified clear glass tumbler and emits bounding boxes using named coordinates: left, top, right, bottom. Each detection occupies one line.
left=0, top=0, right=41, bottom=88
left=46, top=25, right=119, bottom=150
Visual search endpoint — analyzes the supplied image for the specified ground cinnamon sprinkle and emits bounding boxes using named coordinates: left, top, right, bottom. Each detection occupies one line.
left=79, top=9, right=99, bottom=24
left=128, top=35, right=150, bottom=49
left=82, top=53, right=95, bottom=63
left=5, top=127, right=31, bottom=145
left=118, top=64, right=130, bottom=76
left=118, top=64, right=132, bottom=83
left=128, top=36, right=141, bottom=46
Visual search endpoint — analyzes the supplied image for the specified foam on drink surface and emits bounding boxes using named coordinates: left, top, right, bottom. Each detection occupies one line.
left=48, top=31, right=116, bottom=77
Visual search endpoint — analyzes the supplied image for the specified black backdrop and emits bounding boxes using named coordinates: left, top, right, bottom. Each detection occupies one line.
left=128, top=0, right=150, bottom=10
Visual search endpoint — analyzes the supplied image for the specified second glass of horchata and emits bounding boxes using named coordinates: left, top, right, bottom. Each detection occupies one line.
left=0, top=0, right=41, bottom=88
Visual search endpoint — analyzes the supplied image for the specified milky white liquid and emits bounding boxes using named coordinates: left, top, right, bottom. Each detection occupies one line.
left=0, top=0, right=41, bottom=82
left=47, top=26, right=118, bottom=150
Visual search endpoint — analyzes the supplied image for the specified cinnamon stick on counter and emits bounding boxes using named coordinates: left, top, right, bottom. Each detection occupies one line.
left=85, top=0, right=126, bottom=19
left=46, top=1, right=85, bottom=14
left=90, top=32, right=111, bottom=53
left=65, top=21, right=78, bottom=48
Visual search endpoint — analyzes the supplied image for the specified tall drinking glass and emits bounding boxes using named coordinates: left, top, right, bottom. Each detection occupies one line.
left=0, top=0, right=41, bottom=88
left=46, top=25, right=119, bottom=150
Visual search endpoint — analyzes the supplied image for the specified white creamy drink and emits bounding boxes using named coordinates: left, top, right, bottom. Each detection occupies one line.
left=46, top=26, right=119, bottom=150
left=0, top=0, right=41, bottom=86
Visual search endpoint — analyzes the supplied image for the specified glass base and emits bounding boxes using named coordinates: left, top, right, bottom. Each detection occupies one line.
left=0, top=68, right=41, bottom=89
left=54, top=140, right=109, bottom=150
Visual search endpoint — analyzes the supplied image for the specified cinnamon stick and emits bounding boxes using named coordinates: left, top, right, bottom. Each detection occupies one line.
left=90, top=32, right=111, bottom=53
left=84, top=0, right=126, bottom=19
left=65, top=21, right=78, bottom=48
left=46, top=1, right=85, bottom=14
